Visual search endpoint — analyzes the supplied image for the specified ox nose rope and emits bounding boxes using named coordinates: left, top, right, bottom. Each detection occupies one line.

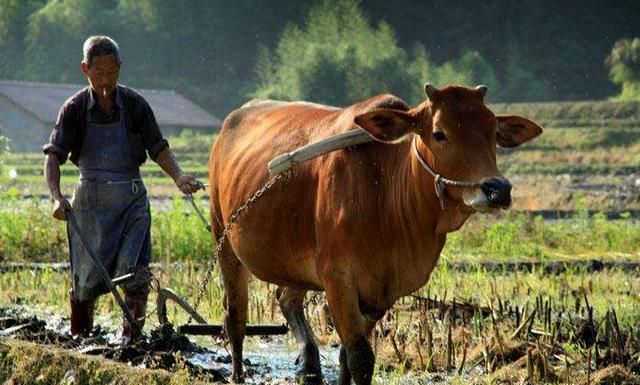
left=412, top=137, right=480, bottom=210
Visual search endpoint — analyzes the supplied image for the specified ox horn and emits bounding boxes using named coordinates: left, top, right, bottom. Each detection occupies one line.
left=424, top=83, right=438, bottom=99
left=476, top=84, right=488, bottom=97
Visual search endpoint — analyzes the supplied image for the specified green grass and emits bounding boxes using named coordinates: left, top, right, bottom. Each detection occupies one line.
left=3, top=117, right=640, bottom=384
left=0, top=193, right=213, bottom=263
left=0, top=339, right=202, bottom=385
left=497, top=125, right=640, bottom=175
left=444, top=209, right=640, bottom=262
left=1, top=194, right=639, bottom=264
left=1, top=133, right=216, bottom=197
left=422, top=263, right=640, bottom=327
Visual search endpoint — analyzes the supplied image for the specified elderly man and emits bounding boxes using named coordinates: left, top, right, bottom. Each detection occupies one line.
left=43, top=35, right=200, bottom=344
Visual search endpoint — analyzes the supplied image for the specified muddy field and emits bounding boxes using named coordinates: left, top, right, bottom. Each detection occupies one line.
left=1, top=195, right=639, bottom=384
left=0, top=304, right=337, bottom=384
left=2, top=261, right=640, bottom=385
left=2, top=116, right=639, bottom=384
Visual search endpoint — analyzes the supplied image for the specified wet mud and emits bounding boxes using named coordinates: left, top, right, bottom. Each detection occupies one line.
left=0, top=305, right=340, bottom=384
left=4, top=289, right=640, bottom=385
left=0, top=306, right=227, bottom=382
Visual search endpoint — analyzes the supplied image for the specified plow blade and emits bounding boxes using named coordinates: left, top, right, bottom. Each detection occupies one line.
left=156, top=287, right=289, bottom=336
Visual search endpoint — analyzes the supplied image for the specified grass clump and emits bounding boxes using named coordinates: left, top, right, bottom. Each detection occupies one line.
left=444, top=207, right=640, bottom=262
left=0, top=339, right=204, bottom=385
left=0, top=194, right=213, bottom=264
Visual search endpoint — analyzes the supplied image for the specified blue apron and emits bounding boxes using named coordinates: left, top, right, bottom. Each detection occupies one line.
left=68, top=107, right=151, bottom=302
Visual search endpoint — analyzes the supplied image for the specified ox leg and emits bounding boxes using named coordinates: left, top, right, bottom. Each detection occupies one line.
left=219, top=244, right=250, bottom=383
left=338, top=318, right=378, bottom=385
left=325, top=285, right=375, bottom=385
left=276, top=287, right=322, bottom=385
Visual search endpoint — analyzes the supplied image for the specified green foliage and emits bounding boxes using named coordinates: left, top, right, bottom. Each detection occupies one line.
left=2, top=0, right=312, bottom=114
left=0, top=0, right=638, bottom=114
left=500, top=40, right=553, bottom=102
left=606, top=37, right=640, bottom=100
left=0, top=195, right=214, bottom=264
left=253, top=0, right=498, bottom=105
left=0, top=0, right=47, bottom=79
left=444, top=211, right=640, bottom=261
left=151, top=196, right=213, bottom=263
left=0, top=192, right=67, bottom=262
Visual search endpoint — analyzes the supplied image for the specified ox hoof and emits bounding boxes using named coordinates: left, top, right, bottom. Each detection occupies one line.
left=231, top=372, right=245, bottom=384
left=296, top=372, right=323, bottom=385
left=294, top=349, right=323, bottom=385
left=347, top=337, right=374, bottom=385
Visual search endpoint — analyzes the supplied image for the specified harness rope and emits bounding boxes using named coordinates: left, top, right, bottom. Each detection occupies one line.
left=412, top=137, right=481, bottom=209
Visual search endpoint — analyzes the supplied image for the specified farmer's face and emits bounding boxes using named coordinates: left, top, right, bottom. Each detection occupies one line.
left=81, top=54, right=120, bottom=98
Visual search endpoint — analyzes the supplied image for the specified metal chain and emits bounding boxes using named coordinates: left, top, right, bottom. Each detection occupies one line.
left=412, top=137, right=480, bottom=188
left=187, top=173, right=285, bottom=323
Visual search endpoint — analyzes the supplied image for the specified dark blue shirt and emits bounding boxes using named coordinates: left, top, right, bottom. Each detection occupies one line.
left=43, top=84, right=169, bottom=166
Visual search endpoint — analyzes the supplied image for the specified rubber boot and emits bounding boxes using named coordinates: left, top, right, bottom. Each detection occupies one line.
left=121, top=288, right=149, bottom=345
left=121, top=267, right=151, bottom=346
left=70, top=292, right=95, bottom=337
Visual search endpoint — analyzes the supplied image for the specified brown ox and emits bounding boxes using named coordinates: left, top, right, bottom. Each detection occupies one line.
left=208, top=84, right=542, bottom=385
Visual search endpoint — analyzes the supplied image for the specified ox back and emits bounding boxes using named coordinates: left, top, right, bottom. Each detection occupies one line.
left=208, top=94, right=441, bottom=308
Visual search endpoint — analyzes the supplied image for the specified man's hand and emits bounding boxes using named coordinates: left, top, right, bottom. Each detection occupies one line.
left=175, top=174, right=202, bottom=194
left=155, top=148, right=203, bottom=194
left=45, top=153, right=69, bottom=220
left=52, top=197, right=72, bottom=221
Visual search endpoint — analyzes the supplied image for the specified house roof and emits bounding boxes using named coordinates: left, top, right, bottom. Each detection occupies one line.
left=0, top=80, right=221, bottom=128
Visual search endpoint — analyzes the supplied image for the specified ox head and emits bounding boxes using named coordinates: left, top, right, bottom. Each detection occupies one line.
left=354, top=84, right=542, bottom=213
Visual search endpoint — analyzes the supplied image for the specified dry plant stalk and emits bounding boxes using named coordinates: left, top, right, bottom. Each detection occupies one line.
left=425, top=324, right=436, bottom=372
left=447, top=315, right=454, bottom=371
left=389, top=327, right=404, bottom=363
left=587, top=345, right=593, bottom=385
left=457, top=343, right=467, bottom=375
left=527, top=348, right=534, bottom=384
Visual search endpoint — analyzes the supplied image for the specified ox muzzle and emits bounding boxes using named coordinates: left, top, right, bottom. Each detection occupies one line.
left=464, top=177, right=512, bottom=211
left=413, top=138, right=513, bottom=212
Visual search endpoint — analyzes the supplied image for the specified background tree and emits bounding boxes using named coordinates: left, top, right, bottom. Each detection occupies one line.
left=252, top=0, right=498, bottom=106
left=0, top=0, right=47, bottom=80
left=0, top=0, right=638, bottom=115
left=606, top=38, right=640, bottom=100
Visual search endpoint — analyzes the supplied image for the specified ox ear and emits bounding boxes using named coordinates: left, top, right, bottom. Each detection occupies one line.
left=354, top=109, right=418, bottom=143
left=496, top=115, right=543, bottom=148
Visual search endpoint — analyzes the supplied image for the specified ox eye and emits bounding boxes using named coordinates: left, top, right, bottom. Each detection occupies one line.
left=433, top=131, right=446, bottom=142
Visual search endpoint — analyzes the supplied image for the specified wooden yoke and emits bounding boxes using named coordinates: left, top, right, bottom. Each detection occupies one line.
left=268, top=129, right=376, bottom=176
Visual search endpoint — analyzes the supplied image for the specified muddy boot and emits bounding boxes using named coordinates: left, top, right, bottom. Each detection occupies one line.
left=70, top=292, right=95, bottom=337
left=121, top=289, right=149, bottom=345
left=121, top=267, right=151, bottom=346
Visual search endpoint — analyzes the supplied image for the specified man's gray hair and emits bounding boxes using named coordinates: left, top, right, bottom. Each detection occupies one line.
left=82, top=36, right=121, bottom=66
